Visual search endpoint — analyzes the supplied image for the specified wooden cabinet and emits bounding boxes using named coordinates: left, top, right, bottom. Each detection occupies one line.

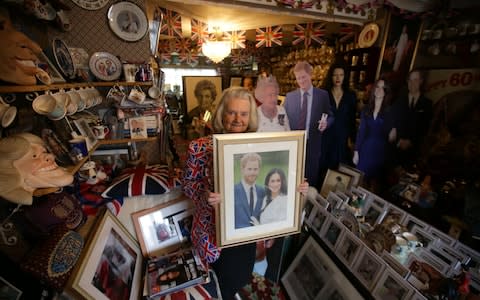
left=338, top=47, right=380, bottom=90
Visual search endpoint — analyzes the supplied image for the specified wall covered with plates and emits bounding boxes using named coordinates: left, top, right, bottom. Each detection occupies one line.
left=47, top=0, right=150, bottom=64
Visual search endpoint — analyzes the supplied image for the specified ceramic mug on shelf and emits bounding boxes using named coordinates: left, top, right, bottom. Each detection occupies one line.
left=123, top=64, right=138, bottom=82
left=32, top=91, right=66, bottom=120
left=0, top=96, right=17, bottom=127
left=92, top=125, right=110, bottom=139
left=128, top=86, right=146, bottom=104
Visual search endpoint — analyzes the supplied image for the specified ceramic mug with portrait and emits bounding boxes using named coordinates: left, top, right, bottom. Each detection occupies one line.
left=123, top=64, right=138, bottom=82
left=92, top=125, right=110, bottom=139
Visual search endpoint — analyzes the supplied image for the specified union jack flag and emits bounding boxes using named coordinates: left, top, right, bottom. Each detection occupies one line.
left=179, top=51, right=199, bottom=66
left=157, top=40, right=172, bottom=64
left=292, top=22, right=326, bottom=46
left=101, top=164, right=170, bottom=199
left=230, top=49, right=250, bottom=66
left=160, top=8, right=182, bottom=38
left=339, top=23, right=355, bottom=42
left=191, top=19, right=209, bottom=45
left=225, top=30, right=246, bottom=49
left=256, top=26, right=283, bottom=48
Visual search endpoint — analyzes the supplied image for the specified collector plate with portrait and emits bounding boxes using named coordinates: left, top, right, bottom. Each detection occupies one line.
left=107, top=2, right=148, bottom=42
left=89, top=52, right=122, bottom=81
left=71, top=0, right=109, bottom=10
left=52, top=38, right=76, bottom=79
left=358, top=23, right=379, bottom=48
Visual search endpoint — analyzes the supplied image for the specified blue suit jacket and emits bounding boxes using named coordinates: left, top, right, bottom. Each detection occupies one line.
left=234, top=183, right=265, bottom=228
left=284, top=87, right=333, bottom=187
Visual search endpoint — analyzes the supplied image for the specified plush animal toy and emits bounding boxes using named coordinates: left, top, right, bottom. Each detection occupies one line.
left=0, top=11, right=51, bottom=85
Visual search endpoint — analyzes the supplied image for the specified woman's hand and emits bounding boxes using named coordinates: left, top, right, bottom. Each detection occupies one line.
left=297, top=181, right=309, bottom=196
left=353, top=151, right=359, bottom=166
left=207, top=192, right=221, bottom=206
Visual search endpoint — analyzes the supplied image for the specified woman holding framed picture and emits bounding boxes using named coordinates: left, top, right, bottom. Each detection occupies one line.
left=182, top=87, right=307, bottom=298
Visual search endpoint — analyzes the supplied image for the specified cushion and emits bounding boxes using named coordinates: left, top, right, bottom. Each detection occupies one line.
left=102, top=164, right=171, bottom=200
left=20, top=226, right=84, bottom=291
left=73, top=179, right=123, bottom=216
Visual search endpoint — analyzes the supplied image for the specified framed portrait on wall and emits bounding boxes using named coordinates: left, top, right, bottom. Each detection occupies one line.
left=372, top=267, right=413, bottom=300
left=376, top=10, right=423, bottom=87
left=213, top=131, right=306, bottom=247
left=182, top=76, right=222, bottom=120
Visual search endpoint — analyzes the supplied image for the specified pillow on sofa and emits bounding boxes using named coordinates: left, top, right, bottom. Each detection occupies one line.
left=102, top=164, right=171, bottom=200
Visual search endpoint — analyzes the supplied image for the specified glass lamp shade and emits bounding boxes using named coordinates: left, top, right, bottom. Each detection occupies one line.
left=201, top=40, right=231, bottom=63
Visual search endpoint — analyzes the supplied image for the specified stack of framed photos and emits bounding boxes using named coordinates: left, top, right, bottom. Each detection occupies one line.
left=67, top=196, right=206, bottom=300
left=294, top=166, right=480, bottom=300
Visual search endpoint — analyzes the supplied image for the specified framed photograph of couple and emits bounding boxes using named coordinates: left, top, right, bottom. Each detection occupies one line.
left=213, top=131, right=306, bottom=247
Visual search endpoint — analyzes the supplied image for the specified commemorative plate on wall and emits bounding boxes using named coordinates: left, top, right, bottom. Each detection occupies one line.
left=107, top=1, right=148, bottom=42
left=52, top=38, right=76, bottom=79
left=89, top=52, right=122, bottom=81
left=358, top=23, right=380, bottom=48
left=71, top=0, right=110, bottom=10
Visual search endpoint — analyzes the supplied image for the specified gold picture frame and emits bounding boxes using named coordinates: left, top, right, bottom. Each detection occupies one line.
left=70, top=209, right=143, bottom=300
left=319, top=169, right=352, bottom=198
left=213, top=131, right=306, bottom=247
left=131, top=196, right=193, bottom=258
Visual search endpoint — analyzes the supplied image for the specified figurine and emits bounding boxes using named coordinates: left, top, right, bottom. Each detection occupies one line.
left=0, top=133, right=73, bottom=205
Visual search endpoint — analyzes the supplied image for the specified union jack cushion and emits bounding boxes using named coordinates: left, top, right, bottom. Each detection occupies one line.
left=102, top=164, right=173, bottom=200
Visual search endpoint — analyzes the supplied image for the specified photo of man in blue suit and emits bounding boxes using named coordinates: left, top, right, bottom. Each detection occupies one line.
left=234, top=152, right=265, bottom=228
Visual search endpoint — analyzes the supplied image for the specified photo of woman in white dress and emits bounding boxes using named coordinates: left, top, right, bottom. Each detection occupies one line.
left=251, top=168, right=288, bottom=225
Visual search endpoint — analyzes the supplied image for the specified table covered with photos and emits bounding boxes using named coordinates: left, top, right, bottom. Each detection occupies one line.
left=302, top=183, right=480, bottom=300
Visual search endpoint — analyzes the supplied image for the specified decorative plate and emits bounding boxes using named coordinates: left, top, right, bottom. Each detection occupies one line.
left=71, top=0, right=109, bottom=10
left=89, top=52, right=122, bottom=81
left=107, top=2, right=148, bottom=42
left=52, top=38, right=76, bottom=79
left=358, top=23, right=379, bottom=48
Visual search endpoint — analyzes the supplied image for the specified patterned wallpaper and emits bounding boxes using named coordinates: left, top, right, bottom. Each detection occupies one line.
left=48, top=0, right=150, bottom=63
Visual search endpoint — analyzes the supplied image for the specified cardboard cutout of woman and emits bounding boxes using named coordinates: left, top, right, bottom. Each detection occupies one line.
left=0, top=133, right=73, bottom=205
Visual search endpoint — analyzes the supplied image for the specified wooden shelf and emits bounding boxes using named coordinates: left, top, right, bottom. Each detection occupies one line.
left=0, top=81, right=153, bottom=94
left=32, top=136, right=158, bottom=197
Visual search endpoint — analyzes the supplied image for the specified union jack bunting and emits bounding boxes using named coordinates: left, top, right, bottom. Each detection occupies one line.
left=157, top=40, right=172, bottom=64
left=176, top=38, right=191, bottom=54
left=292, top=22, right=327, bottom=46
left=160, top=8, right=182, bottom=38
left=256, top=26, right=283, bottom=48
left=225, top=30, right=246, bottom=49
left=191, top=19, right=209, bottom=45
left=179, top=51, right=199, bottom=66
left=230, top=49, right=250, bottom=66
left=339, top=23, right=355, bottom=42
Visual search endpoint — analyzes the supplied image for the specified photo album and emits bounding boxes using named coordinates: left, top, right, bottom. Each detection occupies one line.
left=146, top=248, right=209, bottom=299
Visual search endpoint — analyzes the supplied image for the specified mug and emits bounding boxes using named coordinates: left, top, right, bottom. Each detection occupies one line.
left=106, top=85, right=126, bottom=103
left=32, top=91, right=66, bottom=120
left=128, top=86, right=146, bottom=104
left=0, top=96, right=17, bottom=127
left=92, top=125, right=110, bottom=139
left=69, top=136, right=88, bottom=161
left=123, top=64, right=138, bottom=82
left=66, top=88, right=82, bottom=113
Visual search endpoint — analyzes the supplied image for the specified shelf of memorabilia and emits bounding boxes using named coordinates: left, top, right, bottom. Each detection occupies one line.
left=304, top=185, right=480, bottom=299
left=0, top=81, right=153, bottom=94
left=32, top=137, right=158, bottom=197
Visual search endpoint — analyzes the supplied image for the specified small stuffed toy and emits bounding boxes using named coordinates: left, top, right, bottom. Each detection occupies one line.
left=0, top=11, right=51, bottom=85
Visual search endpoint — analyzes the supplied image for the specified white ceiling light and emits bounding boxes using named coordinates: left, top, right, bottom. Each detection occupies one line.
left=202, top=26, right=231, bottom=63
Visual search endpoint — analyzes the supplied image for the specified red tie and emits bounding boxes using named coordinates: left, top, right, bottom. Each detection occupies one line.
left=299, top=92, right=308, bottom=130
